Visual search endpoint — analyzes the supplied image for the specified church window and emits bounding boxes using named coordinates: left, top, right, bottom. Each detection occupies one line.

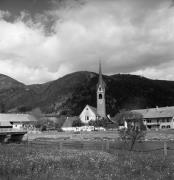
left=99, top=94, right=102, bottom=99
left=99, top=87, right=102, bottom=91
left=86, top=116, right=89, bottom=120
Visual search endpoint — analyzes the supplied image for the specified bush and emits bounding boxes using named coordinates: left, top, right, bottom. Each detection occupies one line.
left=88, top=117, right=112, bottom=128
left=72, top=118, right=85, bottom=127
left=41, top=125, right=47, bottom=131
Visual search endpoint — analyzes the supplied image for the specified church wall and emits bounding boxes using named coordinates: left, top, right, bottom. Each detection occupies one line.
left=80, top=106, right=96, bottom=124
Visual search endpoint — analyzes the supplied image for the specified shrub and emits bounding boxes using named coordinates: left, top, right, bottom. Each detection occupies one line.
left=88, top=117, right=112, bottom=128
left=72, top=118, right=85, bottom=127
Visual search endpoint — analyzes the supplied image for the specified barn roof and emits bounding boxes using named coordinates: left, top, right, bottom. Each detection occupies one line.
left=62, top=116, right=78, bottom=128
left=131, top=106, right=174, bottom=119
left=0, top=114, right=37, bottom=123
left=0, top=120, right=12, bottom=127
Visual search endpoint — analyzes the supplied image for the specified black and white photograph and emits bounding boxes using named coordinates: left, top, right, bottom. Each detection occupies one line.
left=0, top=0, right=174, bottom=179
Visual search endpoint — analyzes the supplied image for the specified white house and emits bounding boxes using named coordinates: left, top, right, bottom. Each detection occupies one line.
left=79, top=105, right=97, bottom=124
left=0, top=113, right=37, bottom=130
left=0, top=120, right=12, bottom=129
left=126, top=106, right=174, bottom=129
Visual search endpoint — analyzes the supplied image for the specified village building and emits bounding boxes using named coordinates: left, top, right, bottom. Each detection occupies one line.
left=126, top=106, right=174, bottom=129
left=61, top=116, right=78, bottom=132
left=0, top=113, right=37, bottom=131
left=79, top=62, right=107, bottom=123
left=79, top=105, right=97, bottom=124
left=0, top=120, right=12, bottom=129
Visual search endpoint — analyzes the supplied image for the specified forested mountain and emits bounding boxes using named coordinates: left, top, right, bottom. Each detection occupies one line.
left=1, top=72, right=174, bottom=117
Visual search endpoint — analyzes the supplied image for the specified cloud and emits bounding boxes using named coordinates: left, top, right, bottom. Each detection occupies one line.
left=0, top=0, right=174, bottom=84
left=0, top=10, right=11, bottom=19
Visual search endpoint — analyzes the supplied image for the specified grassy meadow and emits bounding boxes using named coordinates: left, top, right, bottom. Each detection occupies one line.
left=1, top=130, right=174, bottom=180
left=0, top=142, right=174, bottom=180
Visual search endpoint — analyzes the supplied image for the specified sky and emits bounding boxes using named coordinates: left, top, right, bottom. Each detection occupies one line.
left=0, top=0, right=174, bottom=84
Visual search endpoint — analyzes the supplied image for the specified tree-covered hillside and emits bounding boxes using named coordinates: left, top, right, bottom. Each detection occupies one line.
left=1, top=72, right=174, bottom=117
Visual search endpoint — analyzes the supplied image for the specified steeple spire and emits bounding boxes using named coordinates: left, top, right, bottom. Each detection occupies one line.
left=97, top=60, right=105, bottom=89
left=99, top=60, right=102, bottom=85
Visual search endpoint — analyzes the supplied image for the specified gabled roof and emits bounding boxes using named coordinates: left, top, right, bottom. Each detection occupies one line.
left=87, top=105, right=97, bottom=115
left=0, top=114, right=37, bottom=123
left=131, top=106, right=174, bottom=119
left=62, top=116, right=78, bottom=128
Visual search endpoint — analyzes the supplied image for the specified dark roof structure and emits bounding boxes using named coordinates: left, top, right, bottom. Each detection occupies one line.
left=62, top=116, right=78, bottom=128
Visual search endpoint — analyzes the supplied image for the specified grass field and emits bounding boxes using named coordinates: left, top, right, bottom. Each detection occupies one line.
left=1, top=130, right=174, bottom=180
left=0, top=143, right=174, bottom=180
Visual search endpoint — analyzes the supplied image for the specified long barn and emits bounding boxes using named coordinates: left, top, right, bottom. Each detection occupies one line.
left=131, top=106, right=174, bottom=129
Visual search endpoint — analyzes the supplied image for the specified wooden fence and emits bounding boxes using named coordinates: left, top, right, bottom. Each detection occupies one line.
left=27, top=139, right=174, bottom=157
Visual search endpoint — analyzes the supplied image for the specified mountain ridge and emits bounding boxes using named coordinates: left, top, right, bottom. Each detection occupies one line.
left=0, top=71, right=174, bottom=116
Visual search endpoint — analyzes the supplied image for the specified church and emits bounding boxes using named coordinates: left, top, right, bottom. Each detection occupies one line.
left=79, top=62, right=107, bottom=124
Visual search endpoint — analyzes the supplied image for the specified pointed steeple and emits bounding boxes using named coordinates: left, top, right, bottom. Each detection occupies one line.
left=97, top=60, right=105, bottom=89
left=99, top=60, right=102, bottom=85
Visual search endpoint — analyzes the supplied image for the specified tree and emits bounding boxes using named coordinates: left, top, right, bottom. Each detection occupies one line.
left=88, top=117, right=112, bottom=128
left=72, top=118, right=85, bottom=127
left=0, top=103, right=6, bottom=113
left=55, top=116, right=66, bottom=131
left=30, top=108, right=43, bottom=118
left=117, top=111, right=146, bottom=151
left=17, top=106, right=32, bottom=113
left=30, top=108, right=46, bottom=130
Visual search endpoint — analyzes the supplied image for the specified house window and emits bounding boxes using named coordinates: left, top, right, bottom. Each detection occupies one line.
left=167, top=125, right=171, bottom=128
left=86, top=108, right=88, bottom=110
left=99, top=94, right=102, bottom=99
left=86, top=116, right=89, bottom=120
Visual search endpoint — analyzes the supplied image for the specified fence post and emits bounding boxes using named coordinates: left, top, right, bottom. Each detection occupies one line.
left=106, top=141, right=110, bottom=152
left=27, top=133, right=29, bottom=150
left=101, top=141, right=104, bottom=152
left=164, top=141, right=167, bottom=158
left=59, top=141, right=63, bottom=150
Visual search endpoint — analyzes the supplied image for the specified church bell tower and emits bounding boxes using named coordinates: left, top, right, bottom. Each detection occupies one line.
left=97, top=61, right=106, bottom=118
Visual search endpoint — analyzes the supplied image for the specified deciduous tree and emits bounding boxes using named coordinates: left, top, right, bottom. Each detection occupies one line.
left=117, top=111, right=146, bottom=151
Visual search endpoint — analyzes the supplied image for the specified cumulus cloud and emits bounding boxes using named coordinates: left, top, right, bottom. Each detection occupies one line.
left=0, top=0, right=174, bottom=84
